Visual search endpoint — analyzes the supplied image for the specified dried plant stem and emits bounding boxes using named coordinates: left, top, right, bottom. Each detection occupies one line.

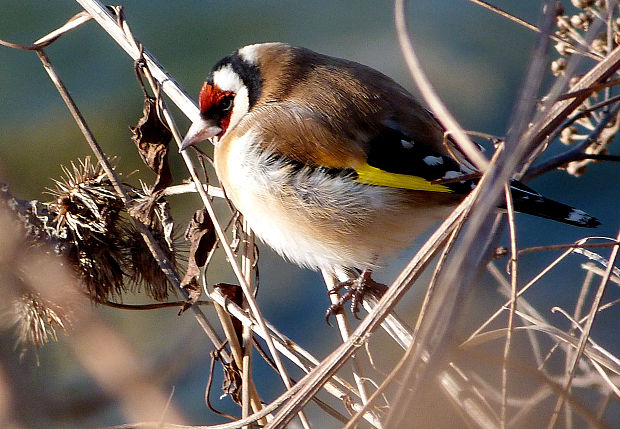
left=563, top=268, right=595, bottom=425
left=237, top=223, right=276, bottom=428
left=412, top=216, right=463, bottom=338
left=463, top=309, right=620, bottom=375
left=344, top=222, right=496, bottom=429
left=0, top=11, right=92, bottom=50
left=467, top=237, right=594, bottom=344
left=163, top=183, right=225, bottom=199
left=394, top=0, right=488, bottom=170
left=73, top=1, right=197, bottom=121
left=581, top=263, right=620, bottom=285
left=500, top=184, right=519, bottom=428
left=527, top=44, right=620, bottom=153
left=547, top=228, right=620, bottom=429
left=209, top=289, right=365, bottom=400
left=208, top=288, right=384, bottom=428
left=354, top=294, right=501, bottom=429
left=525, top=102, right=620, bottom=181
left=514, top=241, right=620, bottom=257
left=210, top=297, right=266, bottom=424
left=321, top=271, right=374, bottom=416
left=486, top=263, right=546, bottom=369
left=241, top=222, right=254, bottom=426
left=465, top=0, right=602, bottom=60
left=265, top=191, right=476, bottom=428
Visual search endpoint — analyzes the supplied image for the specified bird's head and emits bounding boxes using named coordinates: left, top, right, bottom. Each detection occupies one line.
left=180, top=43, right=267, bottom=151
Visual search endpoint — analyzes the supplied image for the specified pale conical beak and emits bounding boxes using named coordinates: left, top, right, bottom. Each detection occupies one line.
left=179, top=118, right=222, bottom=152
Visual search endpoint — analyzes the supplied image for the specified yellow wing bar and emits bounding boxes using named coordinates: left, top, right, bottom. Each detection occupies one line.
left=354, top=163, right=453, bottom=193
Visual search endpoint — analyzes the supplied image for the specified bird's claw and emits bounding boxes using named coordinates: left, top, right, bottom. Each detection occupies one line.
left=324, top=270, right=387, bottom=325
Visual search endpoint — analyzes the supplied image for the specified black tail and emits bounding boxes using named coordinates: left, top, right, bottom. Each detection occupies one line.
left=507, top=181, right=600, bottom=228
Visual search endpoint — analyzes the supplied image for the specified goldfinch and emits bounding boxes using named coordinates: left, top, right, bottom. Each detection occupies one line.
left=180, top=42, right=599, bottom=277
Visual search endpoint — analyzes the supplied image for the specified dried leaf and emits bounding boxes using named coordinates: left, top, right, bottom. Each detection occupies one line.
left=215, top=283, right=244, bottom=350
left=128, top=197, right=179, bottom=301
left=130, top=96, right=173, bottom=194
left=179, top=209, right=216, bottom=314
left=221, top=359, right=242, bottom=405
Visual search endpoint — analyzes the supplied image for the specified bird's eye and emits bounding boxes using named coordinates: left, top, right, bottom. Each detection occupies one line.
left=220, top=97, right=233, bottom=112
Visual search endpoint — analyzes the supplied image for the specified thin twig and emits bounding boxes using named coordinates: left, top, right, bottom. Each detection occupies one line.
left=525, top=102, right=620, bottom=181
left=500, top=184, right=519, bottom=429
left=208, top=289, right=385, bottom=428
left=0, top=11, right=92, bottom=50
left=487, top=262, right=546, bottom=370
left=394, top=0, right=488, bottom=170
left=467, top=237, right=600, bottom=344
left=265, top=190, right=478, bottom=428
left=547, top=228, right=620, bottom=429
left=465, top=0, right=603, bottom=60
left=344, top=225, right=465, bottom=429
left=321, top=271, right=374, bottom=420
left=100, top=299, right=212, bottom=310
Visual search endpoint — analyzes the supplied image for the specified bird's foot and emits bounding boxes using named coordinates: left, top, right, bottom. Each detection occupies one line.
left=325, top=270, right=387, bottom=325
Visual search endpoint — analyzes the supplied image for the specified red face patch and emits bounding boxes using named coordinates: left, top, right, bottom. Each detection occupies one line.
left=198, top=82, right=235, bottom=137
left=199, top=82, right=234, bottom=114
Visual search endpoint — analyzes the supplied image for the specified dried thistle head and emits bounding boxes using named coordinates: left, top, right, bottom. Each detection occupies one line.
left=47, top=157, right=130, bottom=301
left=10, top=293, right=69, bottom=361
left=0, top=206, right=74, bottom=361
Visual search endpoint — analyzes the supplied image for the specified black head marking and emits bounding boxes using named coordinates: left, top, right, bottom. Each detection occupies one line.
left=211, top=52, right=263, bottom=109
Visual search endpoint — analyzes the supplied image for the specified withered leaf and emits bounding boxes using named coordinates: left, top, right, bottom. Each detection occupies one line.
left=215, top=282, right=244, bottom=349
left=130, top=96, right=173, bottom=194
left=179, top=209, right=216, bottom=314
left=221, top=359, right=242, bottom=405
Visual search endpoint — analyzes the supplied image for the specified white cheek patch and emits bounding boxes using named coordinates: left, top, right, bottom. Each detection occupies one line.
left=212, top=64, right=244, bottom=93
left=226, top=86, right=250, bottom=137
left=212, top=64, right=250, bottom=138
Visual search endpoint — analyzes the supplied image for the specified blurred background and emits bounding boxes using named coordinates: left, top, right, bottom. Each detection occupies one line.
left=0, top=1, right=618, bottom=427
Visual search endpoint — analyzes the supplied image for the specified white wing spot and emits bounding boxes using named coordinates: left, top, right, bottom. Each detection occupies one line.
left=442, top=171, right=461, bottom=180
left=423, top=155, right=443, bottom=166
left=566, top=209, right=588, bottom=223
left=400, top=139, right=415, bottom=149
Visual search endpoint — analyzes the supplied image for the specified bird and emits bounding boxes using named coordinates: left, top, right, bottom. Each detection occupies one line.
left=180, top=42, right=599, bottom=311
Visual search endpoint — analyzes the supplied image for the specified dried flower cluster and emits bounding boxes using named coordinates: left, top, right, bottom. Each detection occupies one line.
left=0, top=196, right=72, bottom=359
left=47, top=157, right=129, bottom=301
left=0, top=156, right=184, bottom=355
left=552, top=0, right=619, bottom=175
left=11, top=294, right=67, bottom=359
left=46, top=157, right=181, bottom=302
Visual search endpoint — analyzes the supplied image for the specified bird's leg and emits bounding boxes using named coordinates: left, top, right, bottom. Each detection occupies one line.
left=325, top=269, right=387, bottom=324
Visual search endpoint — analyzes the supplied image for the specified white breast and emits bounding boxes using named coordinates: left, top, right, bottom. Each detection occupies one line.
left=216, top=132, right=385, bottom=270
left=214, top=131, right=455, bottom=272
